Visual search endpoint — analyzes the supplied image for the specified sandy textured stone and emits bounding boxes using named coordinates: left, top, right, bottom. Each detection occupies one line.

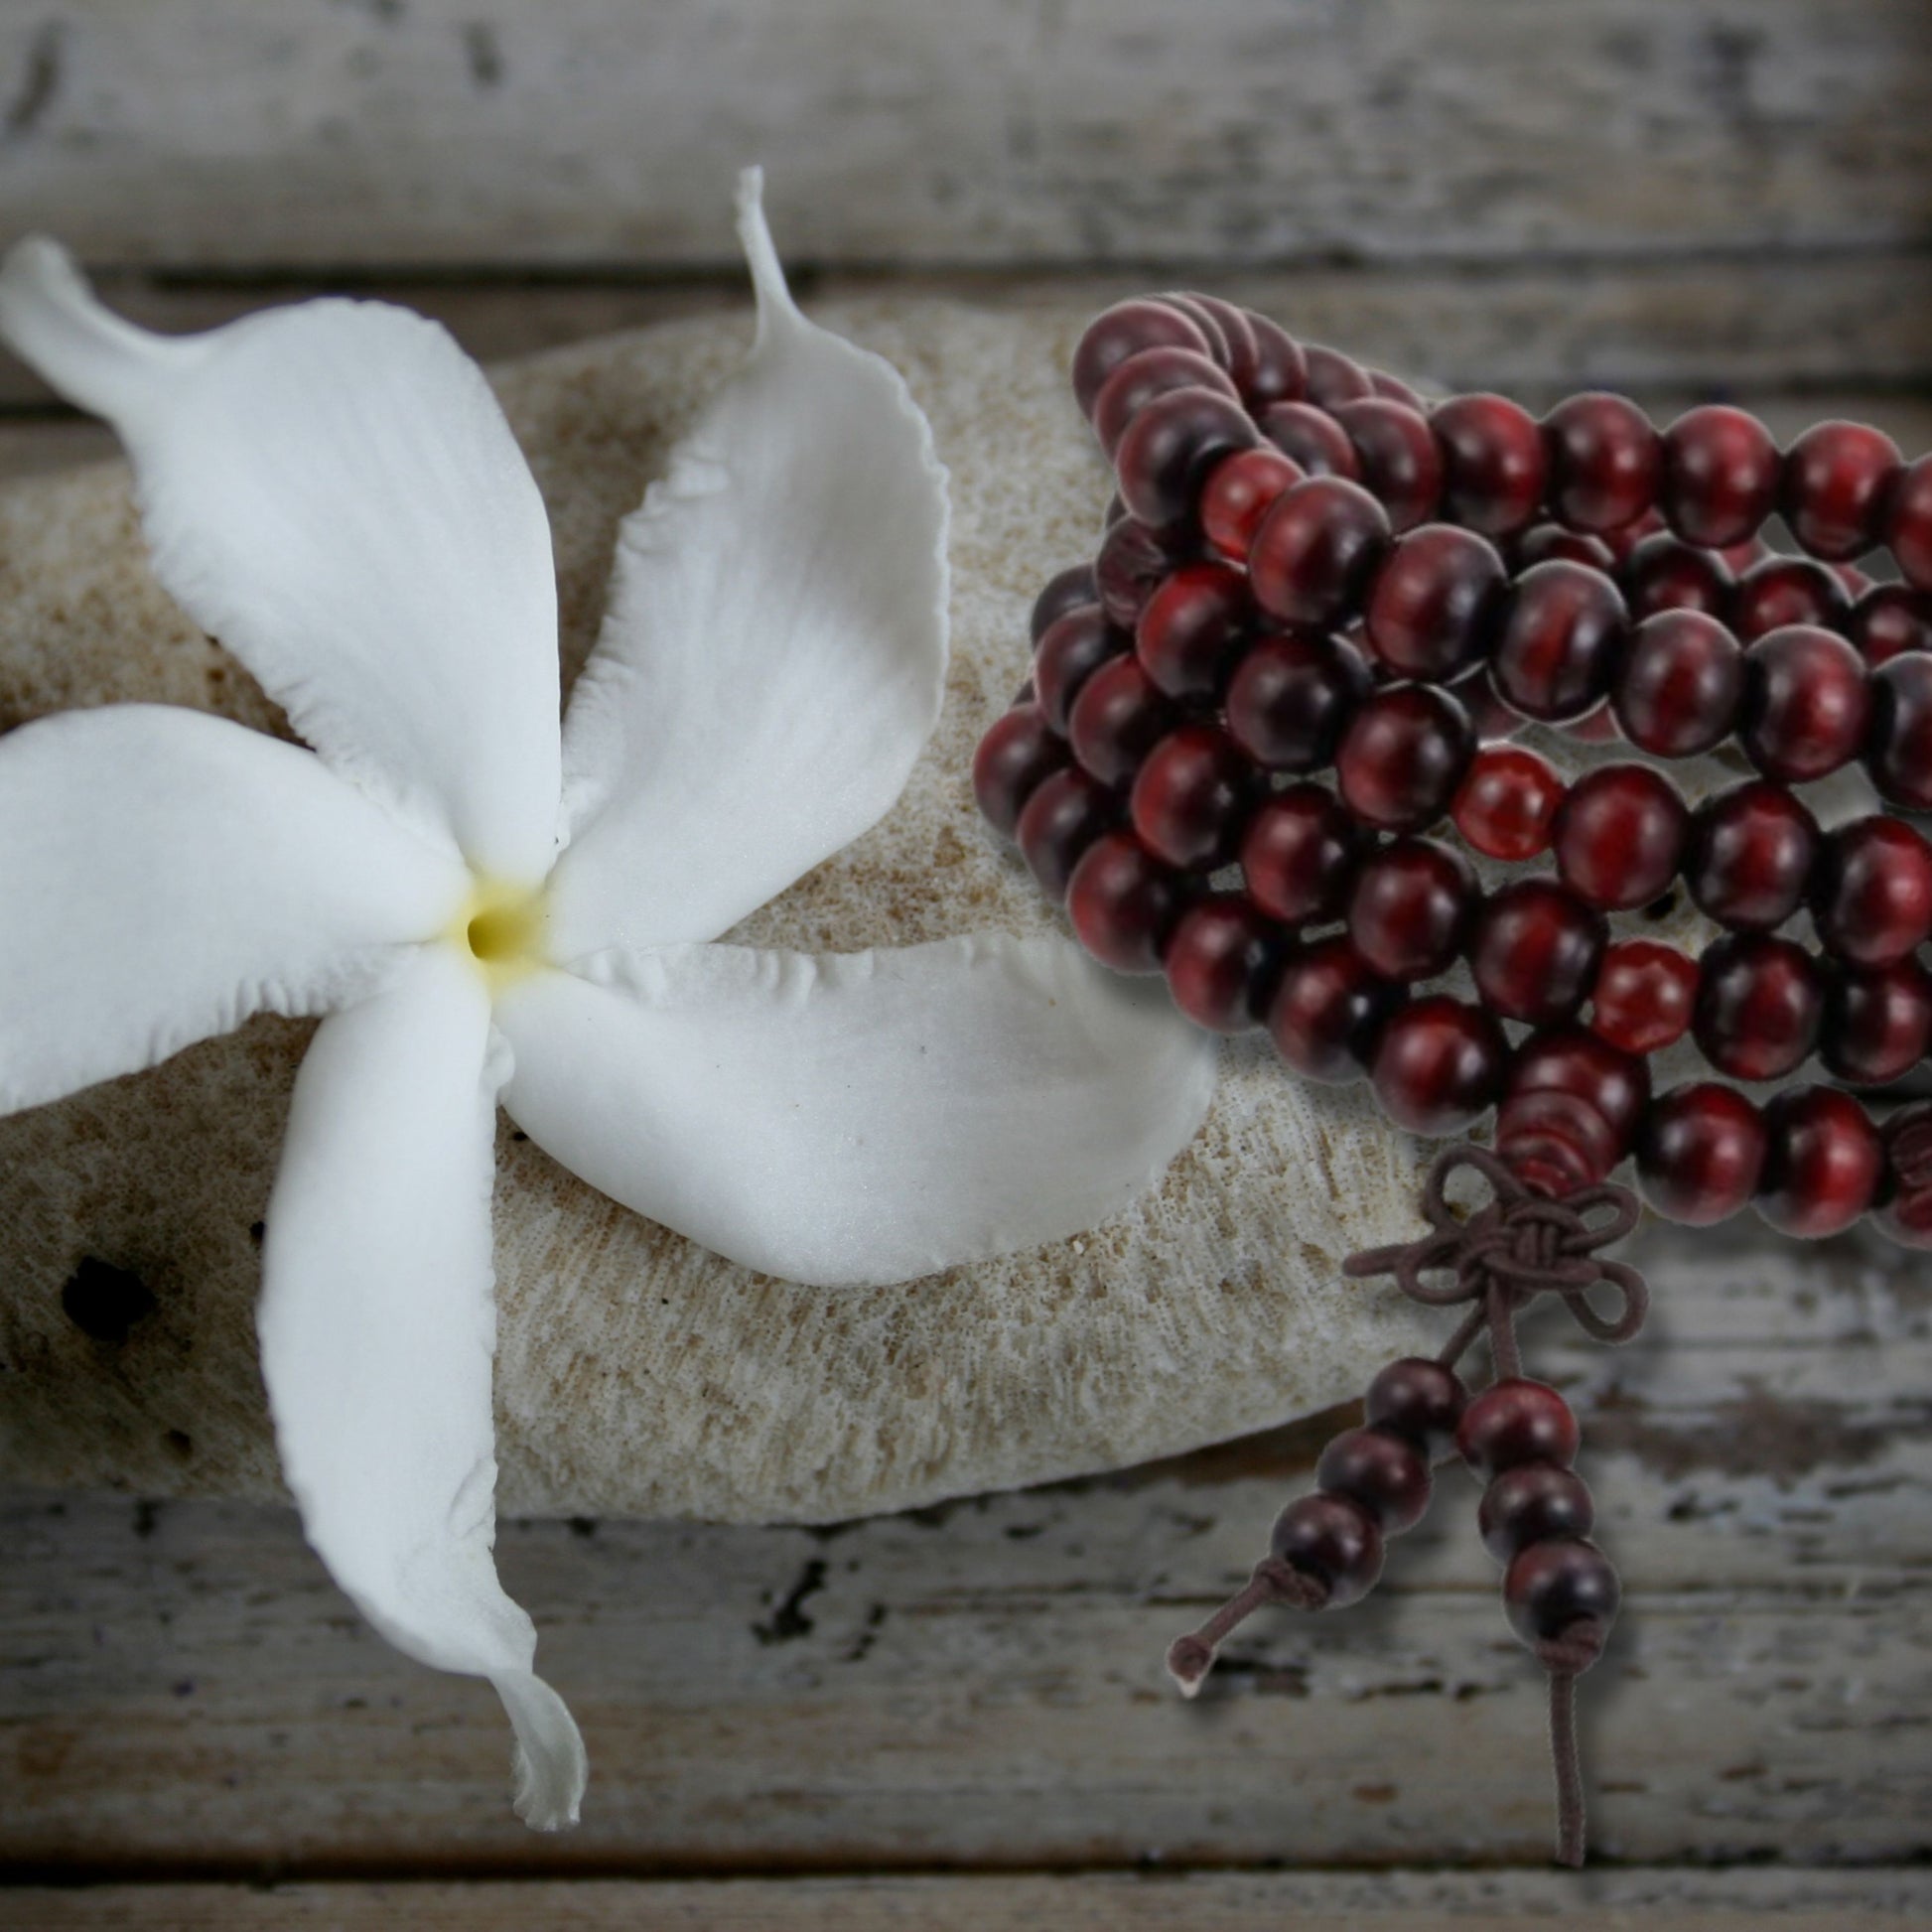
left=0, top=298, right=1449, bottom=1523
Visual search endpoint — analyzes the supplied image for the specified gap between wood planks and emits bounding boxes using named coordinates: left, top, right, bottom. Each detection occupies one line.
left=2, top=1868, right=1930, bottom=1929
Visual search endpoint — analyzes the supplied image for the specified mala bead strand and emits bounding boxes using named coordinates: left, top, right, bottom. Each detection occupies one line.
left=992, top=296, right=1932, bottom=1872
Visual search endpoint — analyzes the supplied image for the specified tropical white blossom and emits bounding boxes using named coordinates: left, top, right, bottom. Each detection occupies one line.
left=0, top=172, right=1215, bottom=1827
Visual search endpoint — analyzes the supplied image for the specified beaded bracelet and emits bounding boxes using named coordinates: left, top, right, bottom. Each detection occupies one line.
left=973, top=291, right=1932, bottom=1867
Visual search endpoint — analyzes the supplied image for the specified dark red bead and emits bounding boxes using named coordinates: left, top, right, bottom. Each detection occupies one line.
left=1450, top=744, right=1565, bottom=862
left=1661, top=404, right=1780, bottom=547
left=1029, top=563, right=1098, bottom=645
left=1364, top=524, right=1506, bottom=680
left=1131, top=724, right=1256, bottom=871
left=1347, top=837, right=1476, bottom=983
left=1240, top=310, right=1309, bottom=407
left=1317, top=1426, right=1433, bottom=1534
left=1755, top=1086, right=1882, bottom=1238
left=1267, top=936, right=1401, bottom=1082
left=1491, top=560, right=1629, bottom=723
left=1259, top=400, right=1361, bottom=481
left=1155, top=293, right=1233, bottom=369
left=1332, top=398, right=1444, bottom=532
left=1875, top=1102, right=1932, bottom=1250
left=1065, top=832, right=1189, bottom=974
left=1865, top=651, right=1932, bottom=811
left=1303, top=343, right=1375, bottom=408
left=1072, top=298, right=1213, bottom=418
left=1433, top=392, right=1548, bottom=539
left=1368, top=369, right=1427, bottom=411
left=1094, top=516, right=1186, bottom=629
left=1513, top=524, right=1619, bottom=572
left=1115, top=386, right=1258, bottom=530
left=1468, top=880, right=1606, bottom=1026
left=1067, top=654, right=1175, bottom=787
left=1225, top=631, right=1372, bottom=773
left=1637, top=1082, right=1765, bottom=1225
left=1479, top=1465, right=1595, bottom=1564
left=1731, top=555, right=1852, bottom=643
left=1457, top=1378, right=1579, bottom=1478
left=1850, top=585, right=1932, bottom=670
left=1693, top=933, right=1822, bottom=1082
left=1782, top=419, right=1901, bottom=562
left=1589, top=939, right=1697, bottom=1055
left=1092, top=346, right=1240, bottom=460
left=1369, top=995, right=1508, bottom=1137
left=1738, top=624, right=1869, bottom=783
left=1810, top=816, right=1932, bottom=969
left=1504, top=1539, right=1619, bottom=1647
left=1820, top=956, right=1932, bottom=1086
left=1183, top=294, right=1260, bottom=394
left=1551, top=762, right=1687, bottom=911
left=1199, top=447, right=1305, bottom=564
left=1135, top=563, right=1253, bottom=700
left=1335, top=684, right=1474, bottom=834
left=973, top=703, right=1069, bottom=838
left=1365, top=1357, right=1468, bottom=1461
left=1620, top=529, right=1734, bottom=622
left=1164, top=894, right=1282, bottom=1034
left=1270, top=1492, right=1382, bottom=1607
left=1683, top=781, right=1819, bottom=932
left=1542, top=391, right=1660, bottom=534
left=1249, top=477, right=1392, bottom=629
left=1885, top=454, right=1932, bottom=593
left=1016, top=766, right=1117, bottom=904
left=1610, top=609, right=1743, bottom=757
left=1241, top=784, right=1361, bottom=924
left=1033, top=606, right=1126, bottom=734
left=1509, top=1026, right=1649, bottom=1150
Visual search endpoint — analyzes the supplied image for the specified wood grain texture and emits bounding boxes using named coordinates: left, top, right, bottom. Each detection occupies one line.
left=6, top=1870, right=1932, bottom=1930
left=3, top=1223, right=1927, bottom=1876
left=0, top=2, right=1925, bottom=270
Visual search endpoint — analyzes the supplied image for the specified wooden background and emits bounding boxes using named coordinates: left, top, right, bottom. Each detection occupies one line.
left=2, top=3, right=1929, bottom=1927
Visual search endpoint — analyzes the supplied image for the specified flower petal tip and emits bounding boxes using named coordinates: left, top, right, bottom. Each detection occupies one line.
left=733, top=164, right=796, bottom=333
left=497, top=1669, right=589, bottom=1832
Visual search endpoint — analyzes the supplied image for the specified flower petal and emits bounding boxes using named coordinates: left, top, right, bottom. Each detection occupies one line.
left=494, top=934, right=1215, bottom=1287
left=544, top=169, right=950, bottom=957
left=0, top=240, right=562, bottom=881
left=258, top=946, right=587, bottom=1829
left=0, top=704, right=467, bottom=1116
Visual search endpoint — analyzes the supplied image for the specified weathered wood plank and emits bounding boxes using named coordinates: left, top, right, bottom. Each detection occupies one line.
left=0, top=253, right=1926, bottom=416
left=5, top=1292, right=1927, bottom=1874
left=6, top=1870, right=1931, bottom=1930
left=0, top=2, right=1925, bottom=271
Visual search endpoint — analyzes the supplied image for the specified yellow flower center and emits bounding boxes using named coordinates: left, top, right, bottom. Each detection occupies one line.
left=452, top=879, right=550, bottom=991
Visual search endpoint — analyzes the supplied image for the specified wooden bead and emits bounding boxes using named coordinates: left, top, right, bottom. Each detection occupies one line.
left=1163, top=894, right=1282, bottom=1034
left=1479, top=1464, right=1595, bottom=1564
left=1457, top=1379, right=1580, bottom=1478
left=1755, top=1086, right=1882, bottom=1239
left=1551, top=763, right=1687, bottom=911
left=1270, top=1493, right=1383, bottom=1607
left=1364, top=1357, right=1468, bottom=1461
left=1369, top=996, right=1509, bottom=1137
left=1637, top=1082, right=1766, bottom=1226
left=1451, top=744, right=1565, bottom=862
left=1503, top=1538, right=1620, bottom=1647
left=1316, top=1426, right=1433, bottom=1534
left=1267, top=936, right=1401, bottom=1084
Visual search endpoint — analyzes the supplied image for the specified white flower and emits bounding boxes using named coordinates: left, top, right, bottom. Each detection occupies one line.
left=0, top=172, right=1214, bottom=1827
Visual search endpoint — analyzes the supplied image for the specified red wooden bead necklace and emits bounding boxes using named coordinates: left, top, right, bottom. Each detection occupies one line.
left=974, top=291, right=1932, bottom=1867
